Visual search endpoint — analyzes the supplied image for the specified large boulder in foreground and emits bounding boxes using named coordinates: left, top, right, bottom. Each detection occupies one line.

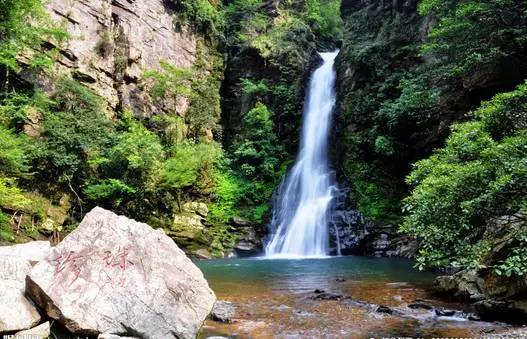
left=26, top=207, right=216, bottom=339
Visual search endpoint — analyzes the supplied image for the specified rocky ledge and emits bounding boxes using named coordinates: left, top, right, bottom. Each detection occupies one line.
left=0, top=207, right=216, bottom=338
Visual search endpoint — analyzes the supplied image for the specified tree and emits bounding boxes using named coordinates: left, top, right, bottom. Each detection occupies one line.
left=402, top=82, right=527, bottom=273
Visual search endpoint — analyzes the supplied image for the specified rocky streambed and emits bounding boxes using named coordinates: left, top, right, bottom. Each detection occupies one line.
left=198, top=257, right=526, bottom=338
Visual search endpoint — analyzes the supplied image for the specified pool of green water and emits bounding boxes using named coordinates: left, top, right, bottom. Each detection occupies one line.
left=197, top=256, right=436, bottom=294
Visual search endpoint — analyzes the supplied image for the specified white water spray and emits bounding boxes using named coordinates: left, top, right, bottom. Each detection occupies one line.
left=265, top=50, right=339, bottom=258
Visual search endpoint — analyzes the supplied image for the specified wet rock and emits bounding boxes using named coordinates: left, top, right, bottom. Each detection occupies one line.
left=335, top=277, right=346, bottom=282
left=393, top=295, right=403, bottom=302
left=15, top=321, right=51, bottom=338
left=434, top=270, right=486, bottom=301
left=329, top=209, right=417, bottom=258
left=0, top=256, right=41, bottom=332
left=229, top=217, right=251, bottom=227
left=435, top=308, right=456, bottom=317
left=468, top=313, right=482, bottom=321
left=474, top=299, right=527, bottom=324
left=193, top=248, right=213, bottom=260
left=26, top=207, right=215, bottom=338
left=170, top=202, right=209, bottom=247
left=408, top=300, right=434, bottom=310
left=314, top=289, right=325, bottom=294
left=210, top=301, right=236, bottom=323
left=376, top=305, right=394, bottom=314
left=312, top=291, right=344, bottom=300
left=234, top=228, right=262, bottom=257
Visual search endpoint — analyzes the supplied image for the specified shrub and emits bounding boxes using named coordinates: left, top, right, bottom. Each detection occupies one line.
left=402, top=82, right=527, bottom=273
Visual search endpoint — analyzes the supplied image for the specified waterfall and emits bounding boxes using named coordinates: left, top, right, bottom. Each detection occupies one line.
left=265, top=50, right=339, bottom=258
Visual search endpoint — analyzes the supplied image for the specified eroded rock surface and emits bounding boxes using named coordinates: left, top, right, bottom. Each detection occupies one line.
left=210, top=301, right=236, bottom=323
left=0, top=256, right=41, bottom=332
left=0, top=241, right=51, bottom=263
left=45, top=0, right=196, bottom=116
left=15, top=321, right=51, bottom=338
left=26, top=207, right=216, bottom=339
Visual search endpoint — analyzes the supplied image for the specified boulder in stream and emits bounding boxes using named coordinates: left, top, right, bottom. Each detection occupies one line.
left=26, top=207, right=216, bottom=339
left=210, top=300, right=236, bottom=323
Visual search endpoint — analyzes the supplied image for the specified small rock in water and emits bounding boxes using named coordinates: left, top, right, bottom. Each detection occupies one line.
left=408, top=300, right=434, bottom=310
left=210, top=300, right=236, bottom=323
left=468, top=313, right=482, bottom=321
left=376, top=305, right=394, bottom=314
left=314, top=289, right=325, bottom=294
left=435, top=308, right=456, bottom=317
left=312, top=292, right=343, bottom=300
left=335, top=277, right=346, bottom=282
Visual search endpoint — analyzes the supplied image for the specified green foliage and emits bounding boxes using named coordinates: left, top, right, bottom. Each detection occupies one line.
left=160, top=142, right=221, bottom=194
left=169, top=0, right=222, bottom=35
left=232, top=102, right=285, bottom=179
left=0, top=125, right=28, bottom=175
left=304, top=0, right=343, bottom=40
left=337, top=3, right=432, bottom=221
left=0, top=0, right=66, bottom=72
left=83, top=179, right=136, bottom=206
left=144, top=54, right=222, bottom=138
left=419, top=0, right=527, bottom=77
left=402, top=83, right=527, bottom=273
left=84, top=111, right=162, bottom=210
left=35, top=78, right=112, bottom=183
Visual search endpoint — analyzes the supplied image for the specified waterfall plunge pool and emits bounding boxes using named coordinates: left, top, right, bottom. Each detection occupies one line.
left=197, top=256, right=511, bottom=338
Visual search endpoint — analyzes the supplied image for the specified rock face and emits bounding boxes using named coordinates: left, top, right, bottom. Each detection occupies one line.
left=45, top=0, right=196, bottom=116
left=329, top=210, right=417, bottom=258
left=26, top=207, right=216, bottom=338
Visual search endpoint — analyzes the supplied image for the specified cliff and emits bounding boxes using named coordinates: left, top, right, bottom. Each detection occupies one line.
left=45, top=0, right=197, bottom=117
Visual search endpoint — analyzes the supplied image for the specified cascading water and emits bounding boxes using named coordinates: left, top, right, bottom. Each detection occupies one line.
left=265, top=50, right=339, bottom=258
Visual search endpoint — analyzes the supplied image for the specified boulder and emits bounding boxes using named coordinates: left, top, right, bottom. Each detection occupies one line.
left=193, top=248, right=213, bottom=260
left=0, top=256, right=41, bottom=332
left=233, top=228, right=262, bottom=257
left=210, top=301, right=236, bottom=323
left=474, top=299, right=527, bottom=324
left=434, top=269, right=486, bottom=301
left=171, top=202, right=210, bottom=244
left=0, top=241, right=51, bottom=263
left=182, top=202, right=209, bottom=218
left=15, top=321, right=51, bottom=338
left=26, top=207, right=216, bottom=339
left=229, top=217, right=251, bottom=227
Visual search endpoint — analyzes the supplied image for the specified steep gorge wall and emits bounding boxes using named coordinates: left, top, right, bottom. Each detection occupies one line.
left=45, top=0, right=197, bottom=117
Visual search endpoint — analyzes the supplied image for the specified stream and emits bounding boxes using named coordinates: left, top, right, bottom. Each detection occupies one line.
left=198, top=256, right=511, bottom=338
